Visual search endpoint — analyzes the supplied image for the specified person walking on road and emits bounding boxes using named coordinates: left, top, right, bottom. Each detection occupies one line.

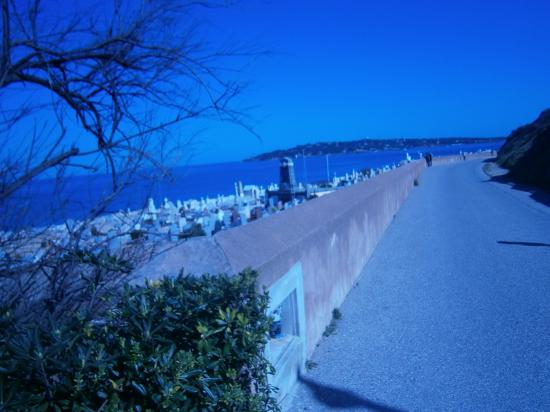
left=425, top=153, right=433, bottom=167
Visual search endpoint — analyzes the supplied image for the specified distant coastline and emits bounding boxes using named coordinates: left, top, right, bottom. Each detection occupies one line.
left=1, top=141, right=504, bottom=229
left=245, top=137, right=504, bottom=161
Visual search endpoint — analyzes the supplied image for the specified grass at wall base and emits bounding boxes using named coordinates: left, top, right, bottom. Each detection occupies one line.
left=0, top=269, right=279, bottom=411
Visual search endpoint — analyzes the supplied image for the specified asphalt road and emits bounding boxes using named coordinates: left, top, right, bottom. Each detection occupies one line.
left=289, top=160, right=550, bottom=412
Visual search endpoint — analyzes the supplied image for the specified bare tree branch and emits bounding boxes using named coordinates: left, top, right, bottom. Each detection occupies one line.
left=0, top=0, right=260, bottom=324
left=0, top=146, right=78, bottom=200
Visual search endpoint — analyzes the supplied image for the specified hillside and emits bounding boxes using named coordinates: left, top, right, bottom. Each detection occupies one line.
left=246, top=137, right=503, bottom=161
left=497, top=109, right=550, bottom=190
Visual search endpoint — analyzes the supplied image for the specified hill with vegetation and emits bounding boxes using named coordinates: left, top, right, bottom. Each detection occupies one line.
left=247, top=137, right=503, bottom=161
left=497, top=109, right=550, bottom=190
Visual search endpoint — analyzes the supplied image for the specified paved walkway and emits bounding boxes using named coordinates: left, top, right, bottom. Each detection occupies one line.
left=290, top=160, right=550, bottom=412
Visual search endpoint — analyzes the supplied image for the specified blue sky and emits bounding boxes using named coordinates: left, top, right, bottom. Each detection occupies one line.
left=186, top=0, right=550, bottom=163
left=4, top=0, right=550, bottom=167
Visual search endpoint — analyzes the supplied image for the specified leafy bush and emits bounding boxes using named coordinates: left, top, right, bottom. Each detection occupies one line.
left=0, top=269, right=279, bottom=411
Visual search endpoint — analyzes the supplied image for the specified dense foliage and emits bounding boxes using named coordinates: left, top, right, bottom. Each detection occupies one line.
left=497, top=108, right=550, bottom=191
left=0, top=269, right=279, bottom=411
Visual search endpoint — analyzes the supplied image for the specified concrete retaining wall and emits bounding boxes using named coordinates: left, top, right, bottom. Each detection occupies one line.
left=221, top=160, right=424, bottom=355
left=136, top=160, right=425, bottom=356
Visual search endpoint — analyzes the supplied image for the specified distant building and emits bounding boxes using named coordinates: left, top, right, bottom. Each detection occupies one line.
left=267, top=157, right=307, bottom=204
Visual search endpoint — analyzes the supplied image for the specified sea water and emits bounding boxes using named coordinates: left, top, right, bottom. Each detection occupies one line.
left=1, top=141, right=503, bottom=229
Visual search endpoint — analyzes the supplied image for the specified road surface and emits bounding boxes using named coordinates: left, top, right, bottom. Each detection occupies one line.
left=290, top=159, right=550, bottom=412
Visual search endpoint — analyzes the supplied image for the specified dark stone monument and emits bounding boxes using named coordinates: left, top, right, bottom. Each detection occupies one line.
left=268, top=157, right=307, bottom=204
left=280, top=157, right=297, bottom=192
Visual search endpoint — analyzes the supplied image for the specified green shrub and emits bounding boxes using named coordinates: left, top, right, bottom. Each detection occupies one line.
left=0, top=269, right=279, bottom=411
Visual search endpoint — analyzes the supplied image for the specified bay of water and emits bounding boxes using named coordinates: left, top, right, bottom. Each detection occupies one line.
left=1, top=141, right=503, bottom=229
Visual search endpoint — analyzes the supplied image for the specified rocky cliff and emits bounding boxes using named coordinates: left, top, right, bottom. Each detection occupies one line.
left=497, top=109, right=550, bottom=190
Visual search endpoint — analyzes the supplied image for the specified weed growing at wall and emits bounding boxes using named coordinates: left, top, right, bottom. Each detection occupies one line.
left=0, top=270, right=279, bottom=411
left=305, top=360, right=318, bottom=371
left=323, top=308, right=343, bottom=337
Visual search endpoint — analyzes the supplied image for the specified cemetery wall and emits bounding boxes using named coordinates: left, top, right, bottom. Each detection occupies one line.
left=135, top=160, right=426, bottom=356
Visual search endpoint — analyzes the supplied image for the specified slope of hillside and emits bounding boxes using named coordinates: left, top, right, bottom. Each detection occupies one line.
left=247, top=137, right=503, bottom=161
left=497, top=109, right=550, bottom=190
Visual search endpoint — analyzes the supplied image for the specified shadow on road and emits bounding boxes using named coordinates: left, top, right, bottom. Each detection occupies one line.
left=298, top=375, right=405, bottom=412
left=485, top=170, right=550, bottom=209
left=497, top=240, right=550, bottom=248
